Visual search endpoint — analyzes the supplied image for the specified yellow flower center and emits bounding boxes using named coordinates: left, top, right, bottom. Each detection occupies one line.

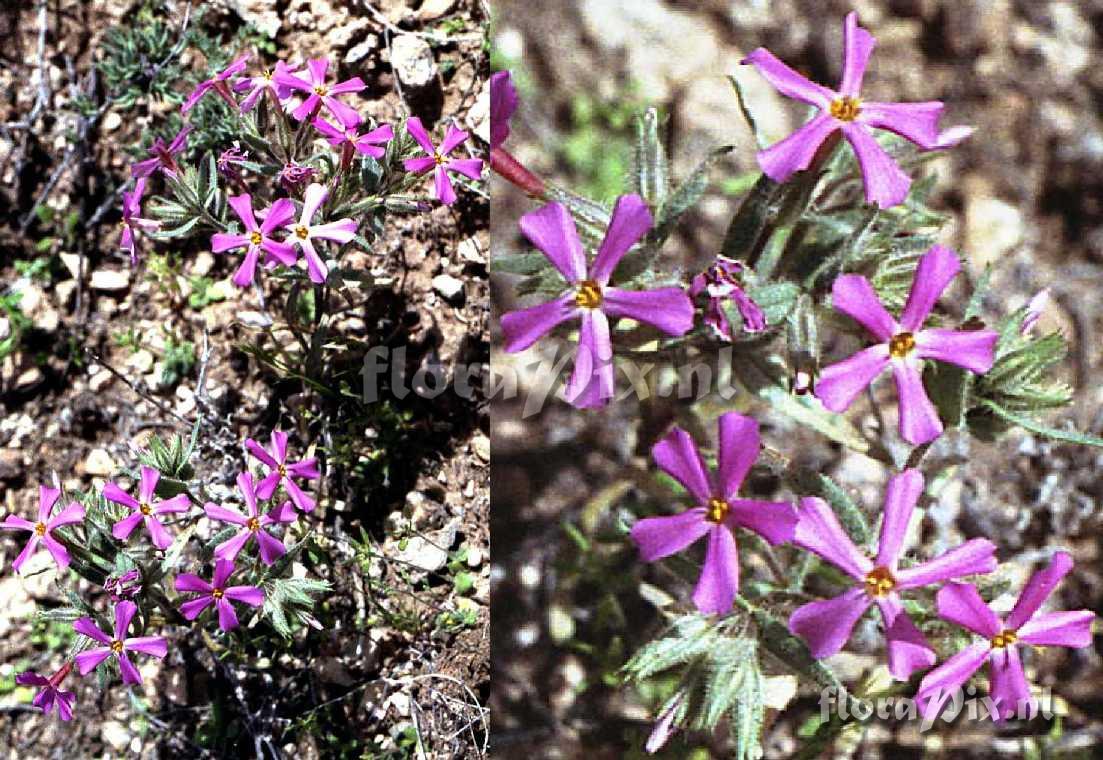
left=433, top=151, right=446, bottom=166
left=34, top=522, right=47, bottom=537
left=262, top=69, right=272, bottom=80
left=278, top=464, right=287, bottom=478
left=991, top=629, right=1018, bottom=648
left=110, top=640, right=124, bottom=655
left=295, top=224, right=309, bottom=240
left=250, top=231, right=263, bottom=245
left=888, top=332, right=916, bottom=359
left=313, top=85, right=328, bottom=96
left=212, top=588, right=225, bottom=600
left=246, top=516, right=261, bottom=533
left=574, top=280, right=603, bottom=310
left=139, top=502, right=152, bottom=516
left=829, top=96, right=861, bottom=122
left=863, top=566, right=896, bottom=596
left=706, top=497, right=730, bottom=524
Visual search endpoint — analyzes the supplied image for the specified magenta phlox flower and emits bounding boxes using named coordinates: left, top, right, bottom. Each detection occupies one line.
left=103, top=569, right=142, bottom=602
left=245, top=429, right=320, bottom=513
left=73, top=601, right=167, bottom=685
left=106, top=466, right=191, bottom=550
left=119, top=177, right=161, bottom=264
left=175, top=559, right=265, bottom=631
left=182, top=53, right=250, bottom=113
left=490, top=70, right=517, bottom=150
left=234, top=60, right=300, bottom=112
left=313, top=116, right=395, bottom=160
left=788, top=469, right=998, bottom=680
left=16, top=663, right=75, bottom=720
left=204, top=472, right=298, bottom=565
left=915, top=552, right=1095, bottom=720
left=278, top=161, right=317, bottom=193
left=741, top=12, right=971, bottom=208
left=690, top=257, right=766, bottom=340
left=211, top=194, right=297, bottom=287
left=630, top=413, right=798, bottom=614
left=500, top=196, right=694, bottom=408
left=284, top=182, right=358, bottom=284
left=216, top=143, right=249, bottom=181
left=131, top=125, right=192, bottom=178
left=402, top=117, right=484, bottom=206
left=814, top=245, right=998, bottom=444
left=274, top=58, right=364, bottom=125
left=1, top=485, right=84, bottom=573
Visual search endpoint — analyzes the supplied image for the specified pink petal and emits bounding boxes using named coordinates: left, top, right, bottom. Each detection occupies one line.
left=212, top=232, right=250, bottom=253
left=602, top=286, right=694, bottom=337
left=305, top=58, right=329, bottom=86
left=323, top=96, right=361, bottom=128
left=181, top=80, right=213, bottom=113
left=12, top=535, right=39, bottom=572
left=217, top=599, right=240, bottom=631
left=227, top=193, right=258, bottom=231
left=117, top=653, right=142, bottom=685
left=500, top=294, right=577, bottom=354
left=311, top=219, right=358, bottom=244
left=841, top=123, right=912, bottom=209
left=245, top=438, right=279, bottom=469
left=564, top=309, right=615, bottom=409
left=814, top=344, right=890, bottom=412
left=154, top=494, right=191, bottom=515
left=899, top=245, right=961, bottom=331
left=224, top=585, right=265, bottom=606
left=37, top=485, right=60, bottom=523
left=181, top=596, right=215, bottom=620
left=692, top=525, right=740, bottom=614
left=300, top=182, right=329, bottom=224
left=446, top=158, right=484, bottom=181
left=261, top=239, right=298, bottom=266
left=788, top=587, right=870, bottom=658
left=936, top=582, right=1001, bottom=638
left=288, top=458, right=319, bottom=480
left=630, top=508, right=710, bottom=561
left=875, top=468, right=924, bottom=568
left=138, top=466, right=160, bottom=504
left=74, top=648, right=113, bottom=675
left=168, top=125, right=193, bottom=153
left=1017, top=610, right=1096, bottom=648
left=838, top=12, right=876, bottom=98
left=255, top=471, right=283, bottom=502
left=124, top=636, right=167, bottom=658
left=233, top=246, right=261, bottom=288
left=1, top=515, right=36, bottom=532
left=213, top=559, right=236, bottom=588
left=260, top=198, right=297, bottom=233
left=213, top=530, right=253, bottom=563
left=439, top=124, right=469, bottom=156
left=131, top=157, right=161, bottom=178
left=490, top=71, right=518, bottom=149
left=895, top=538, right=998, bottom=590
left=255, top=530, right=287, bottom=565
left=55, top=692, right=74, bottom=721
left=716, top=412, right=759, bottom=499
left=404, top=156, right=437, bottom=174
left=300, top=238, right=329, bottom=284
left=271, top=430, right=289, bottom=464
left=103, top=482, right=139, bottom=510
left=859, top=101, right=944, bottom=149
left=144, top=515, right=174, bottom=550
left=875, top=596, right=936, bottom=680
left=831, top=274, right=897, bottom=342
left=114, top=600, right=137, bottom=641
left=175, top=573, right=213, bottom=594
left=237, top=471, right=259, bottom=517
left=205, top=502, right=248, bottom=527
left=755, top=114, right=838, bottom=184
left=589, top=194, right=653, bottom=286
left=987, top=646, right=1032, bottom=721
left=434, top=167, right=457, bottom=205
left=915, top=641, right=989, bottom=718
left=73, top=617, right=111, bottom=645
left=519, top=202, right=587, bottom=283
left=46, top=502, right=85, bottom=530
left=1006, top=551, right=1074, bottom=630
left=405, top=116, right=436, bottom=155
left=264, top=500, right=299, bottom=524
left=283, top=478, right=315, bottom=513
left=329, top=76, right=366, bottom=96
left=915, top=328, right=998, bottom=374
left=933, top=125, right=975, bottom=149
left=792, top=496, right=872, bottom=580
left=892, top=362, right=942, bottom=445
left=112, top=511, right=145, bottom=541
left=740, top=48, right=835, bottom=108
left=40, top=535, right=71, bottom=570
left=727, top=499, right=798, bottom=545
left=651, top=427, right=712, bottom=505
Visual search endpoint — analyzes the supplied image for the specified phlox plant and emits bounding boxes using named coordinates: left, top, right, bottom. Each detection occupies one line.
left=492, top=11, right=1100, bottom=756
left=0, top=426, right=326, bottom=720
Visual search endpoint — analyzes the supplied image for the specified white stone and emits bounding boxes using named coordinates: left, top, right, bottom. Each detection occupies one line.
left=391, top=34, right=437, bottom=89
left=90, top=269, right=130, bottom=291
left=432, top=273, right=464, bottom=303
left=84, top=448, right=117, bottom=477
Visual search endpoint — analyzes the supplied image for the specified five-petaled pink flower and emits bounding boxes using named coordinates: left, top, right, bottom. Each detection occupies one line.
left=274, top=58, right=364, bottom=125
left=630, top=413, right=798, bottom=614
left=175, top=559, right=265, bottom=631
left=182, top=53, right=251, bottom=113
left=16, top=663, right=75, bottom=721
left=313, top=116, right=394, bottom=169
left=500, top=197, right=694, bottom=408
left=204, top=472, right=298, bottom=565
left=402, top=117, right=484, bottom=206
left=690, top=257, right=766, bottom=340
left=915, top=552, right=1095, bottom=720
left=119, top=177, right=161, bottom=264
left=212, top=194, right=298, bottom=287
left=741, top=12, right=971, bottom=208
left=490, top=70, right=517, bottom=150
left=245, top=429, right=320, bottom=513
left=1, top=485, right=84, bottom=573
left=106, top=466, right=191, bottom=551
left=73, top=601, right=167, bottom=685
left=788, top=469, right=998, bottom=680
left=814, top=245, right=998, bottom=445
left=131, top=125, right=192, bottom=178
left=284, top=182, right=358, bottom=284
left=234, top=60, right=300, bottom=112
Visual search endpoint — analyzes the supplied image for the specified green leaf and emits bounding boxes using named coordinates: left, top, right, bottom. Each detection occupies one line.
left=653, top=144, right=734, bottom=243
left=979, top=401, right=1103, bottom=447
left=633, top=108, right=669, bottom=208
left=491, top=252, right=554, bottom=277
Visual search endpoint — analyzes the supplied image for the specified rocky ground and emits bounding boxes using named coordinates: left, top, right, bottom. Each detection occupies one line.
left=1, top=1, right=488, bottom=758
left=491, top=0, right=1103, bottom=756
